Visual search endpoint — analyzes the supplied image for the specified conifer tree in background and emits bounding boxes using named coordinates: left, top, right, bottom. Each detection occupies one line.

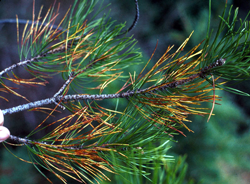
left=0, top=0, right=250, bottom=183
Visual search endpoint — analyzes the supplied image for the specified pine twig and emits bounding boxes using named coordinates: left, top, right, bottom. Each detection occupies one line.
left=0, top=53, right=46, bottom=77
left=0, top=36, right=79, bottom=78
left=117, top=0, right=139, bottom=36
left=8, top=135, right=82, bottom=150
left=52, top=72, right=75, bottom=109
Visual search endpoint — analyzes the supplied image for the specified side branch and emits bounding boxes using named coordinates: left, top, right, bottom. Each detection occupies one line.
left=117, top=0, right=139, bottom=36
left=0, top=46, right=67, bottom=77
left=0, top=39, right=74, bottom=77
left=0, top=54, right=46, bottom=77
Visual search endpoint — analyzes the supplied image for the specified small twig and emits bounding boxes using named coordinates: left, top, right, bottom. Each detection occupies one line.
left=52, top=72, right=75, bottom=109
left=53, top=72, right=75, bottom=97
left=0, top=18, right=84, bottom=78
left=0, top=38, right=75, bottom=78
left=8, top=135, right=32, bottom=145
left=8, top=134, right=101, bottom=151
left=0, top=54, right=46, bottom=77
left=117, top=0, right=139, bottom=36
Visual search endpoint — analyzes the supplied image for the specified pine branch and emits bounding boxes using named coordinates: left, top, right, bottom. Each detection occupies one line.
left=1, top=0, right=250, bottom=183
left=1, top=58, right=225, bottom=115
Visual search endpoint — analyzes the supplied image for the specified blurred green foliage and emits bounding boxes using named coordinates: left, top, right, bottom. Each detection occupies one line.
left=102, top=154, right=195, bottom=184
left=173, top=90, right=250, bottom=184
left=0, top=147, right=40, bottom=183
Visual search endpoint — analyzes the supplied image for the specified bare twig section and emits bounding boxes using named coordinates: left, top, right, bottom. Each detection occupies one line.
left=2, top=98, right=54, bottom=115
left=0, top=46, right=65, bottom=78
left=8, top=134, right=104, bottom=151
left=0, top=30, right=88, bottom=78
left=8, top=135, right=75, bottom=149
left=117, top=0, right=139, bottom=36
left=53, top=72, right=75, bottom=97
left=0, top=54, right=46, bottom=77
left=8, top=135, right=57, bottom=148
left=52, top=72, right=75, bottom=109
left=8, top=135, right=32, bottom=145
left=0, top=39, right=74, bottom=78
left=0, top=21, right=84, bottom=78
left=1, top=93, right=122, bottom=115
left=2, top=59, right=225, bottom=115
left=0, top=48, right=63, bottom=78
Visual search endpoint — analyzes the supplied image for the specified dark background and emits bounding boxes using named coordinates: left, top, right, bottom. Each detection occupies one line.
left=0, top=0, right=250, bottom=183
